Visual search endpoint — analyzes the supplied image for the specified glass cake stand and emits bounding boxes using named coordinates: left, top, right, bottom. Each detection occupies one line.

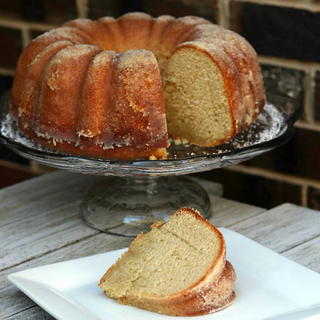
left=0, top=91, right=302, bottom=236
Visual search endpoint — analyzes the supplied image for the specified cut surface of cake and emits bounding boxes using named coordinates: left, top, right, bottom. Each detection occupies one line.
left=99, top=207, right=236, bottom=316
left=9, top=12, right=265, bottom=160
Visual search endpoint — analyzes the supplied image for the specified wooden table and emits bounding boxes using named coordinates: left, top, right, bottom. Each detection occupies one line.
left=1, top=170, right=320, bottom=319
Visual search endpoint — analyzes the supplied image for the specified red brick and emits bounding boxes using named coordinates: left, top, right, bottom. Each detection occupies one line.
left=142, top=0, right=219, bottom=21
left=30, top=29, right=46, bottom=41
left=314, top=70, right=320, bottom=121
left=230, top=1, right=320, bottom=62
left=307, top=186, right=320, bottom=210
left=245, top=127, right=320, bottom=181
left=0, top=26, right=23, bottom=69
left=42, top=0, right=78, bottom=24
left=22, top=0, right=43, bottom=21
left=194, top=169, right=302, bottom=209
left=87, top=0, right=219, bottom=21
left=0, top=163, right=36, bottom=189
left=0, top=74, right=14, bottom=98
left=1, top=0, right=77, bottom=23
left=87, top=0, right=122, bottom=19
left=0, top=0, right=24, bottom=19
left=262, top=64, right=305, bottom=119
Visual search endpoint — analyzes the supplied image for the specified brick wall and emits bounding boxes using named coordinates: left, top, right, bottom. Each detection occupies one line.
left=1, top=0, right=320, bottom=210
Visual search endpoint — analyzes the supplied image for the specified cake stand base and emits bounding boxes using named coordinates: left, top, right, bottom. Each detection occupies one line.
left=80, top=175, right=212, bottom=236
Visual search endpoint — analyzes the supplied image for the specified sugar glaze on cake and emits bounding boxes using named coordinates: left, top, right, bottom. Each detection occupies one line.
left=9, top=12, right=265, bottom=160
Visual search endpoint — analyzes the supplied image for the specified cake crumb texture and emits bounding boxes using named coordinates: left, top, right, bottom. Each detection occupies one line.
left=99, top=207, right=236, bottom=316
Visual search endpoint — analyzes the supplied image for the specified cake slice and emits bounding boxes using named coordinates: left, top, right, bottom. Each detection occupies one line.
left=99, top=207, right=236, bottom=316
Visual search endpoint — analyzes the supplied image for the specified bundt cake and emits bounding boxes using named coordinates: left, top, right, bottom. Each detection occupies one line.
left=99, top=207, right=236, bottom=316
left=9, top=12, right=265, bottom=160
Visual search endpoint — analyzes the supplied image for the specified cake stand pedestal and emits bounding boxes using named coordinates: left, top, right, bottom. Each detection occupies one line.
left=0, top=91, right=302, bottom=236
left=80, top=175, right=213, bottom=236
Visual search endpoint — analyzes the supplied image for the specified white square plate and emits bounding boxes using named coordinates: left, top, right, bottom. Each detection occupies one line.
left=8, top=228, right=320, bottom=320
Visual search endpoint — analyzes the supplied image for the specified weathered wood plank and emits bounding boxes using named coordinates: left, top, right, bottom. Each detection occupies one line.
left=0, top=200, right=99, bottom=271
left=1, top=232, right=132, bottom=319
left=2, top=171, right=319, bottom=319
left=282, top=236, right=320, bottom=273
left=0, top=172, right=221, bottom=228
left=6, top=304, right=55, bottom=320
left=208, top=195, right=266, bottom=227
left=0, top=200, right=265, bottom=319
left=0, top=171, right=104, bottom=227
left=230, top=203, right=320, bottom=254
left=0, top=171, right=225, bottom=271
left=189, top=176, right=223, bottom=197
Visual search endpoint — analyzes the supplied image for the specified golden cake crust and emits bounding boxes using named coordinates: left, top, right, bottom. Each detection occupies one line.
left=9, top=12, right=265, bottom=160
